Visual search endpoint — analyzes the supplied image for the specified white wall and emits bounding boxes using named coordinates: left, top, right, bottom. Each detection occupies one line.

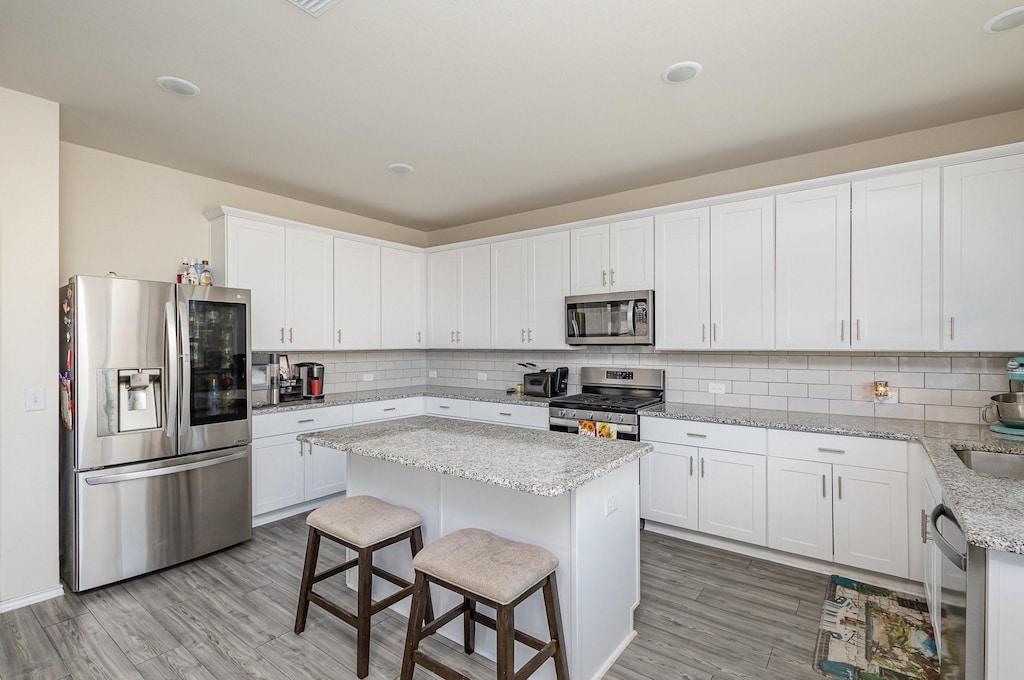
left=0, top=87, right=60, bottom=607
left=59, top=143, right=426, bottom=284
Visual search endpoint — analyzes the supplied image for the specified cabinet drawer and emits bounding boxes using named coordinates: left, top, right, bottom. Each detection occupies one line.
left=768, top=429, right=908, bottom=472
left=425, top=397, right=472, bottom=419
left=470, top=402, right=548, bottom=429
left=253, top=404, right=353, bottom=439
left=352, top=397, right=423, bottom=423
left=641, top=417, right=766, bottom=455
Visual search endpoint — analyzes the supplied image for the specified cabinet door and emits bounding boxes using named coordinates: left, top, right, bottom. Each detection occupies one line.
left=381, top=247, right=425, bottom=349
left=775, top=185, right=851, bottom=350
left=570, top=224, right=610, bottom=294
left=226, top=216, right=287, bottom=350
left=285, top=228, right=335, bottom=350
left=697, top=448, right=767, bottom=545
left=833, top=465, right=909, bottom=578
left=943, top=154, right=1024, bottom=351
left=851, top=169, right=940, bottom=350
left=252, top=434, right=304, bottom=516
left=640, top=443, right=698, bottom=530
left=710, top=197, right=775, bottom=349
left=609, top=216, right=654, bottom=291
left=333, top=238, right=381, bottom=350
left=427, top=250, right=458, bottom=347
left=457, top=244, right=491, bottom=348
left=655, top=208, right=711, bottom=349
left=766, top=457, right=833, bottom=561
left=305, top=442, right=347, bottom=500
left=527, top=231, right=571, bottom=349
left=490, top=239, right=529, bottom=348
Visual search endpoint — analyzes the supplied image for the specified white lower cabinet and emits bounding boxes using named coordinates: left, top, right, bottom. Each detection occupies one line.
left=832, top=464, right=909, bottom=578
left=697, top=448, right=767, bottom=545
left=767, top=457, right=834, bottom=561
left=640, top=443, right=698, bottom=530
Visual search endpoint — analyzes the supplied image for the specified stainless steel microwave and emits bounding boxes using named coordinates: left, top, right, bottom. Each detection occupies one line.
left=565, top=290, right=654, bottom=345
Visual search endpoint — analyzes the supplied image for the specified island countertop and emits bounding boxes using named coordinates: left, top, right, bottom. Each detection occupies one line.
left=297, top=415, right=652, bottom=497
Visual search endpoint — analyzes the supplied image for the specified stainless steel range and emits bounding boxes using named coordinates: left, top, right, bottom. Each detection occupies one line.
left=548, top=367, right=665, bottom=441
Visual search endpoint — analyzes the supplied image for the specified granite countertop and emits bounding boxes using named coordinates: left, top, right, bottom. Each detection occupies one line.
left=253, top=385, right=551, bottom=414
left=297, top=415, right=652, bottom=497
left=642, top=402, right=1024, bottom=554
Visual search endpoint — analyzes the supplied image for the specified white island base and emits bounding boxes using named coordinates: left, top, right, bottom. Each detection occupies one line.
left=346, top=452, right=640, bottom=680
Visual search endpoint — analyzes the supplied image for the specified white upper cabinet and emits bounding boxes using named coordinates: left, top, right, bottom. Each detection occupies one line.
left=492, top=232, right=571, bottom=349
left=942, top=153, right=1024, bottom=351
left=428, top=244, right=490, bottom=348
left=851, top=169, right=941, bottom=350
left=570, top=217, right=654, bottom=294
left=775, top=185, right=851, bottom=350
left=655, top=207, right=711, bottom=350
left=333, top=238, right=380, bottom=350
left=710, top=197, right=775, bottom=350
left=285, top=228, right=335, bottom=351
left=223, top=216, right=287, bottom=350
left=380, top=247, right=425, bottom=349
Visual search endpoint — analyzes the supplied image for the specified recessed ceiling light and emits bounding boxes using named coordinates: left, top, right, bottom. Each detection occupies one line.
left=156, top=76, right=201, bottom=97
left=661, top=61, right=702, bottom=84
left=387, top=163, right=414, bottom=175
left=984, top=5, right=1024, bottom=32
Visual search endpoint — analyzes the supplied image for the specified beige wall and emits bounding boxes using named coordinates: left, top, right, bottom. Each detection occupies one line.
left=428, top=108, right=1024, bottom=246
left=0, top=87, right=60, bottom=606
left=59, top=144, right=425, bottom=284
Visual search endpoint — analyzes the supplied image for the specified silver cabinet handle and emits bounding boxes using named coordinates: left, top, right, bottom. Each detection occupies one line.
left=498, top=412, right=512, bottom=417
left=280, top=327, right=285, bottom=343
left=289, top=327, right=294, bottom=343
left=383, top=407, right=396, bottom=412
left=689, top=457, right=693, bottom=476
left=337, top=329, right=342, bottom=343
left=439, top=405, right=450, bottom=410
left=822, top=474, right=827, bottom=498
left=686, top=432, right=707, bottom=439
left=298, top=418, right=314, bottom=424
left=921, top=509, right=929, bottom=544
left=456, top=330, right=461, bottom=342
left=451, top=330, right=456, bottom=343
left=856, top=319, right=860, bottom=341
left=521, top=329, right=526, bottom=343
left=837, top=476, right=842, bottom=499
left=299, top=442, right=304, bottom=457
left=602, top=270, right=607, bottom=286
left=610, top=268, right=616, bottom=286
left=713, top=323, right=718, bottom=342
left=416, top=331, right=421, bottom=343
left=700, top=458, right=705, bottom=478
left=818, top=447, right=845, bottom=454
left=950, top=316, right=955, bottom=342
left=527, top=328, right=532, bottom=342
left=701, top=323, right=706, bottom=343
left=840, top=319, right=845, bottom=342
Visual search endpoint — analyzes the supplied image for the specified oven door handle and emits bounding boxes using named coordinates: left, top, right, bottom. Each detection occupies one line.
left=930, top=504, right=967, bottom=572
left=548, top=418, right=637, bottom=434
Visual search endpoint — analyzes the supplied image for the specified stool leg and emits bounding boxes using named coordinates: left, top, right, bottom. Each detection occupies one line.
left=294, top=526, right=321, bottom=634
left=400, top=572, right=429, bottom=680
left=356, top=546, right=373, bottom=679
left=409, top=527, right=434, bottom=623
left=496, top=603, right=515, bottom=680
left=463, top=596, right=476, bottom=654
left=543, top=574, right=570, bottom=680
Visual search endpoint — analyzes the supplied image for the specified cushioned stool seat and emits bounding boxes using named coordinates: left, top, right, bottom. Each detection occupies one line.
left=294, top=495, right=431, bottom=679
left=401, top=528, right=569, bottom=680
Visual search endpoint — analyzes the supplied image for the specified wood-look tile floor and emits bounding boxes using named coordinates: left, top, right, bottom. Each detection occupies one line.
left=0, top=517, right=829, bottom=679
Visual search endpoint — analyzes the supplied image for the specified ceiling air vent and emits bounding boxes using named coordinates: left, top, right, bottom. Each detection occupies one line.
left=285, top=0, right=342, bottom=17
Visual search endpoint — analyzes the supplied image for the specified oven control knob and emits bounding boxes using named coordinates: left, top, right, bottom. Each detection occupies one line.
left=587, top=411, right=594, bottom=419
left=568, top=410, right=576, bottom=418
left=617, top=414, right=624, bottom=423
left=558, top=409, right=566, bottom=417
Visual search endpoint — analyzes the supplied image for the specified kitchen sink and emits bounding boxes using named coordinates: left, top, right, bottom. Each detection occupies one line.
left=954, top=449, right=1024, bottom=480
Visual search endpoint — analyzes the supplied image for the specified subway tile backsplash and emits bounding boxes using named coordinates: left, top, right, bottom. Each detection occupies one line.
left=290, top=347, right=1017, bottom=425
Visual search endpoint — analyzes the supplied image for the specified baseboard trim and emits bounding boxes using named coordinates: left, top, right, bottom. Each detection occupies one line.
left=590, top=629, right=637, bottom=680
left=0, top=585, right=64, bottom=613
left=252, top=492, right=346, bottom=527
left=643, top=521, right=925, bottom=597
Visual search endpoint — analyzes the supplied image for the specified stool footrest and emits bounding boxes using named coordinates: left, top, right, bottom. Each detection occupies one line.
left=413, top=650, right=471, bottom=680
left=513, top=641, right=558, bottom=680
left=469, top=610, right=547, bottom=652
left=419, top=602, right=469, bottom=638
left=312, top=557, right=359, bottom=584
left=307, top=591, right=358, bottom=629
left=370, top=585, right=415, bottom=615
left=371, top=565, right=412, bottom=590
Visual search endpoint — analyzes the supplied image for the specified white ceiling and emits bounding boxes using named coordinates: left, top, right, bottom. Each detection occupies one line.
left=2, top=1, right=1023, bottom=231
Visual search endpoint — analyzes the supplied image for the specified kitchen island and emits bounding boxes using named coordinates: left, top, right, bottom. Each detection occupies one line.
left=298, top=415, right=652, bottom=680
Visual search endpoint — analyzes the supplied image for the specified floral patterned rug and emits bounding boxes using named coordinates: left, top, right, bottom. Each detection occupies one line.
left=814, top=575, right=939, bottom=680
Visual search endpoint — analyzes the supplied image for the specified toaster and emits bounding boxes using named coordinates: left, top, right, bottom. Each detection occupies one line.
left=524, top=367, right=569, bottom=398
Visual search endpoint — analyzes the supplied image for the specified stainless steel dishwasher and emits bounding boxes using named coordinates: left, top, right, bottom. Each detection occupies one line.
left=930, top=503, right=986, bottom=680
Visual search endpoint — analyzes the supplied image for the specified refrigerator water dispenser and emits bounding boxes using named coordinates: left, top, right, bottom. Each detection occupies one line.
left=116, top=368, right=162, bottom=431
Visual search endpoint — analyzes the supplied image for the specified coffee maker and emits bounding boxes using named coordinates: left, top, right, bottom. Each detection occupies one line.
left=294, top=362, right=325, bottom=400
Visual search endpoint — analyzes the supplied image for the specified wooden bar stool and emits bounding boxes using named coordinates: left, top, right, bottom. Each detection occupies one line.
left=400, top=528, right=569, bottom=680
left=294, top=495, right=432, bottom=679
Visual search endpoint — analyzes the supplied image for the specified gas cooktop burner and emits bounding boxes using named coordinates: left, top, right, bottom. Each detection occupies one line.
left=550, top=393, right=662, bottom=411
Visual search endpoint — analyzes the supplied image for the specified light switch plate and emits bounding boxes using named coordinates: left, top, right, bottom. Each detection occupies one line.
left=477, top=372, right=487, bottom=381
left=708, top=382, right=726, bottom=394
left=25, top=388, right=45, bottom=411
left=428, top=369, right=438, bottom=378
left=363, top=373, right=373, bottom=382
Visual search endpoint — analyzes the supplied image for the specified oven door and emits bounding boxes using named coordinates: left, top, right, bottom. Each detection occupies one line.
left=549, top=416, right=640, bottom=441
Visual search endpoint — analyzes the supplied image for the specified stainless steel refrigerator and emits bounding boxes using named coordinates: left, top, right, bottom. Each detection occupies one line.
left=59, top=276, right=253, bottom=592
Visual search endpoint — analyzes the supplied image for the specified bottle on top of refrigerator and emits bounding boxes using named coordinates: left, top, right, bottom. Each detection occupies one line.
left=199, top=260, right=213, bottom=286
left=184, top=259, right=199, bottom=285
left=177, top=258, right=190, bottom=284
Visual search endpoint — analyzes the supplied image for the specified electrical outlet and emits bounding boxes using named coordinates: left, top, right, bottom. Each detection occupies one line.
left=363, top=373, right=373, bottom=382
left=25, top=388, right=45, bottom=411
left=708, top=382, right=726, bottom=394
left=604, top=494, right=619, bottom=517
left=428, top=369, right=438, bottom=378
left=477, top=372, right=487, bottom=381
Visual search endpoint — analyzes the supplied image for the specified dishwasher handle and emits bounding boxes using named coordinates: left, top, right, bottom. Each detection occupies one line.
left=930, top=504, right=967, bottom=572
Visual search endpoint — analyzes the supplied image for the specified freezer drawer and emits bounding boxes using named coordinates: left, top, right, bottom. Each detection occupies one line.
left=67, top=446, right=252, bottom=591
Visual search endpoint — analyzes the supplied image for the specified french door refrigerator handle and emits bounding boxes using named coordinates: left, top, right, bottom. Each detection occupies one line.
left=165, top=299, right=179, bottom=446
left=85, top=449, right=249, bottom=485
left=177, top=300, right=191, bottom=444
left=930, top=504, right=967, bottom=571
